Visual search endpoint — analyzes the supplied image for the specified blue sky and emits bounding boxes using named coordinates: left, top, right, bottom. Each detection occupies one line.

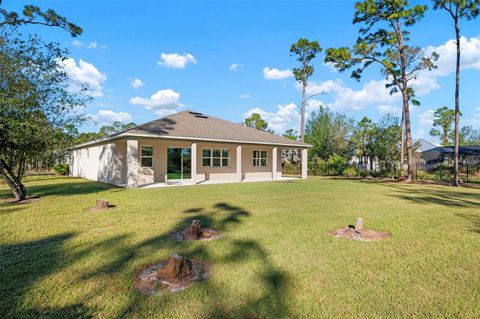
left=5, top=0, right=480, bottom=143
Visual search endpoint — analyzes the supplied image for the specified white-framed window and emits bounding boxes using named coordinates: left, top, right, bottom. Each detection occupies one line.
left=202, top=148, right=230, bottom=167
left=253, top=150, right=267, bottom=167
left=141, top=145, right=154, bottom=167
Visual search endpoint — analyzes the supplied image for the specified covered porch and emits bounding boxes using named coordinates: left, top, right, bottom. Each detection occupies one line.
left=125, top=138, right=308, bottom=188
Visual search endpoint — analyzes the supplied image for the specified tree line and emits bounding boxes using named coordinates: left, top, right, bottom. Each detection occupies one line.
left=284, top=0, right=479, bottom=185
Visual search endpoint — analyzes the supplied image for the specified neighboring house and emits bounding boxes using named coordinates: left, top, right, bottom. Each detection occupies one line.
left=419, top=145, right=480, bottom=165
left=414, top=138, right=439, bottom=164
left=415, top=138, right=439, bottom=153
left=70, top=110, right=310, bottom=187
left=414, top=138, right=480, bottom=164
left=349, top=156, right=378, bottom=171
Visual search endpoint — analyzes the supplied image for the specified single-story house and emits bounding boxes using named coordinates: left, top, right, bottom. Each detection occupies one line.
left=419, top=145, right=480, bottom=165
left=69, top=110, right=310, bottom=187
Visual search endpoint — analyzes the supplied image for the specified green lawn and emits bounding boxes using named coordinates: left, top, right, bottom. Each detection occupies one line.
left=1, top=176, right=479, bottom=318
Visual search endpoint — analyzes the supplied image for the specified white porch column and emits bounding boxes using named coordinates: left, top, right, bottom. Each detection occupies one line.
left=301, top=148, right=308, bottom=180
left=191, top=142, right=197, bottom=184
left=272, top=147, right=278, bottom=180
left=127, top=139, right=139, bottom=187
left=236, top=145, right=242, bottom=181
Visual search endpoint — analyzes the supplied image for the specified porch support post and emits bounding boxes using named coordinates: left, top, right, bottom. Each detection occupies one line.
left=301, top=148, right=308, bottom=180
left=236, top=145, right=242, bottom=181
left=272, top=147, right=278, bottom=180
left=191, top=142, right=197, bottom=184
left=127, top=139, right=139, bottom=187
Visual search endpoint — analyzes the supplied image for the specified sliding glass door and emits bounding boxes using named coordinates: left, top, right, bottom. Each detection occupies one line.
left=167, top=147, right=191, bottom=180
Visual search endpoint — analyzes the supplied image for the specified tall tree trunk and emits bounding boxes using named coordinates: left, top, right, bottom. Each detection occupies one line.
left=300, top=81, right=306, bottom=142
left=400, top=107, right=405, bottom=175
left=453, top=18, right=460, bottom=186
left=442, top=131, right=449, bottom=146
left=403, top=94, right=414, bottom=182
left=396, top=23, right=414, bottom=182
left=400, top=89, right=414, bottom=181
left=0, top=160, right=27, bottom=201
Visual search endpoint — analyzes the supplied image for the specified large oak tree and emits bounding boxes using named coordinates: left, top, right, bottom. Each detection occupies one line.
left=0, top=3, right=85, bottom=200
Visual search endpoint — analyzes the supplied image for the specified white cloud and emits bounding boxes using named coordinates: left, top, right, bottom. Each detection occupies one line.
left=131, top=78, right=144, bottom=89
left=230, top=63, right=243, bottom=71
left=72, top=40, right=83, bottom=47
left=72, top=40, right=106, bottom=50
left=86, top=42, right=107, bottom=50
left=462, top=110, right=480, bottom=127
left=130, top=89, right=183, bottom=116
left=376, top=105, right=401, bottom=115
left=304, top=79, right=399, bottom=112
left=240, top=94, right=252, bottom=99
left=244, top=103, right=300, bottom=133
left=418, top=109, right=434, bottom=127
left=412, top=36, right=480, bottom=95
left=426, top=36, right=480, bottom=75
left=263, top=67, right=293, bottom=80
left=242, top=100, right=330, bottom=134
left=305, top=99, right=325, bottom=114
left=158, top=53, right=196, bottom=69
left=59, top=58, right=107, bottom=97
left=92, top=110, right=132, bottom=124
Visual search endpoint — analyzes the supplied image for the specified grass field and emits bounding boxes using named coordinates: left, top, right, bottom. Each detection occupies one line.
left=1, top=176, right=479, bottom=318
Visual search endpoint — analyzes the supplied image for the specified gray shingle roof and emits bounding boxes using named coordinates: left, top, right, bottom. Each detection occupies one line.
left=415, top=138, right=439, bottom=152
left=74, top=110, right=309, bottom=149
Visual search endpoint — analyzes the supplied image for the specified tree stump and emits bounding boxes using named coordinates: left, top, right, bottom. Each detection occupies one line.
left=189, top=220, right=202, bottom=236
left=156, top=254, right=192, bottom=281
left=355, top=218, right=364, bottom=232
left=95, top=199, right=109, bottom=209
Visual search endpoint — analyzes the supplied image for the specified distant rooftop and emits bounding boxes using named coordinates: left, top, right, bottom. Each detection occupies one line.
left=415, top=138, right=439, bottom=152
left=422, top=145, right=480, bottom=155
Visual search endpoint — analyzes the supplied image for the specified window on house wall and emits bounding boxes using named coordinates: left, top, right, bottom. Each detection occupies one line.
left=202, top=148, right=230, bottom=167
left=141, top=146, right=154, bottom=167
left=253, top=150, right=267, bottom=167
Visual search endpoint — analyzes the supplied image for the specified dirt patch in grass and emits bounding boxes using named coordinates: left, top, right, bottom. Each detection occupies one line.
left=134, top=254, right=209, bottom=295
left=170, top=220, right=221, bottom=241
left=332, top=218, right=391, bottom=241
left=332, top=227, right=392, bottom=241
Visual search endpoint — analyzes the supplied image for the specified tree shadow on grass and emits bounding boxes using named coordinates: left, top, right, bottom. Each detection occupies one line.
left=24, top=181, right=121, bottom=198
left=80, top=202, right=251, bottom=281
left=362, top=181, right=480, bottom=208
left=0, top=232, right=93, bottom=318
left=2, top=202, right=294, bottom=318
left=1, top=178, right=121, bottom=202
left=205, top=239, right=294, bottom=318
left=455, top=213, right=480, bottom=234
left=0, top=205, right=29, bottom=216
left=79, top=202, right=293, bottom=318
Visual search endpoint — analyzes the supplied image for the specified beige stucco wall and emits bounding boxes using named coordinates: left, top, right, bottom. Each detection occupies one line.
left=71, top=140, right=126, bottom=185
left=135, top=138, right=284, bottom=182
left=72, top=136, right=302, bottom=186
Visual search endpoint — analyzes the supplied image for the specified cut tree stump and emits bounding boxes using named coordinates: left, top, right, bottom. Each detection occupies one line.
left=188, top=220, right=202, bottom=237
left=156, top=254, right=193, bottom=281
left=355, top=218, right=364, bottom=232
left=95, top=199, right=109, bottom=209
left=332, top=218, right=391, bottom=241
left=170, top=220, right=221, bottom=241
